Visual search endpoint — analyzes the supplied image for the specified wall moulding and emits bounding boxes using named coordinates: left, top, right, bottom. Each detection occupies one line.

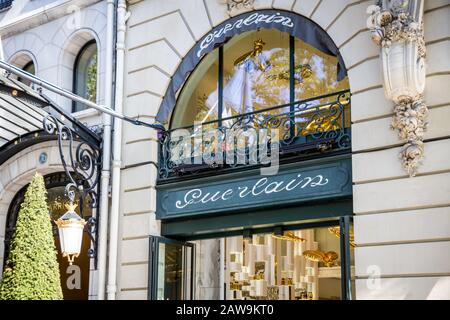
left=367, top=0, right=427, bottom=177
left=226, top=0, right=255, bottom=13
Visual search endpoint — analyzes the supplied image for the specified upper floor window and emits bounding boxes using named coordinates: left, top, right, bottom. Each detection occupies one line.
left=0, top=0, right=13, bottom=11
left=159, top=28, right=351, bottom=180
left=73, top=40, right=97, bottom=113
left=17, top=61, right=35, bottom=87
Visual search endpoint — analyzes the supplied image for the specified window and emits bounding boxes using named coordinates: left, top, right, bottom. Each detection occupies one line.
left=0, top=0, right=13, bottom=11
left=160, top=29, right=351, bottom=180
left=17, top=61, right=35, bottom=87
left=171, top=29, right=349, bottom=129
left=189, top=225, right=355, bottom=300
left=73, top=40, right=98, bottom=112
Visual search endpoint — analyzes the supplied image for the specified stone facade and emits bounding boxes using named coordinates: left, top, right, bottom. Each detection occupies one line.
left=120, top=0, right=450, bottom=300
left=0, top=0, right=107, bottom=300
left=0, top=0, right=448, bottom=300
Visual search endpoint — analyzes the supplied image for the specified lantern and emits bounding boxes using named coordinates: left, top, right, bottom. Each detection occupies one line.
left=54, top=202, right=86, bottom=265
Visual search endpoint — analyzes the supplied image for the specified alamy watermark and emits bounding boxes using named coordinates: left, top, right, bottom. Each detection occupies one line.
left=168, top=121, right=281, bottom=176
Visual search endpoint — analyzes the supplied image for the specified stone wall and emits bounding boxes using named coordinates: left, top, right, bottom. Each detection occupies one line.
left=353, top=0, right=450, bottom=299
left=1, top=0, right=106, bottom=126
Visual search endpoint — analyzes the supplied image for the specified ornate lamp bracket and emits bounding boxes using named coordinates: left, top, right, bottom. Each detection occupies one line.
left=43, top=114, right=101, bottom=266
left=367, top=0, right=427, bottom=176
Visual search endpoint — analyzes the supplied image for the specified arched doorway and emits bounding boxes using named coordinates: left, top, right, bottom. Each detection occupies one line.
left=4, top=172, right=92, bottom=300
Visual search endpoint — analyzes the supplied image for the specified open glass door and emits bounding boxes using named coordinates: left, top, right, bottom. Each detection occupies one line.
left=149, top=236, right=195, bottom=300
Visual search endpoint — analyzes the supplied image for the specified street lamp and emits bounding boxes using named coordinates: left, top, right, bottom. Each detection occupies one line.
left=54, top=202, right=86, bottom=265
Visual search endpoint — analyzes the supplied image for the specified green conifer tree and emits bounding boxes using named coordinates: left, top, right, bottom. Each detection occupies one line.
left=0, top=173, right=63, bottom=300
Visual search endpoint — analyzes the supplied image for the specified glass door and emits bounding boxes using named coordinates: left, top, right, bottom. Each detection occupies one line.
left=149, top=236, right=195, bottom=300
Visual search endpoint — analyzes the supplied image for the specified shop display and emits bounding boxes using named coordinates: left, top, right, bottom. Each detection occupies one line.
left=225, top=228, right=343, bottom=300
left=328, top=226, right=356, bottom=247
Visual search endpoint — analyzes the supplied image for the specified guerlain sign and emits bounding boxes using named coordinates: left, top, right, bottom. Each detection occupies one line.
left=176, top=174, right=328, bottom=210
left=157, top=158, right=351, bottom=219
left=156, top=9, right=347, bottom=123
left=197, top=12, right=294, bottom=58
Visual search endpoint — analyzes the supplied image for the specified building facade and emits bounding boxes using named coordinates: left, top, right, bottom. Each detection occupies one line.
left=0, top=0, right=107, bottom=300
left=0, top=0, right=449, bottom=300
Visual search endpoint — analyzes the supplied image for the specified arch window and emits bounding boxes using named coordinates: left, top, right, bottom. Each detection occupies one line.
left=16, top=61, right=35, bottom=86
left=159, top=15, right=352, bottom=180
left=72, top=40, right=98, bottom=113
left=172, top=29, right=349, bottom=129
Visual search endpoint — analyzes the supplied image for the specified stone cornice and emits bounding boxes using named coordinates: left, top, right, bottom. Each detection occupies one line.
left=0, top=0, right=102, bottom=38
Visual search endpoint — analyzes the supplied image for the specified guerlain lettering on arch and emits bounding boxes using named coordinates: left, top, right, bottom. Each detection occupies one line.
left=175, top=174, right=329, bottom=209
left=196, top=12, right=295, bottom=58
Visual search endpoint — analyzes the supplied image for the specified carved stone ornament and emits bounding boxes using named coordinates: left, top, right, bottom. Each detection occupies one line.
left=367, top=0, right=427, bottom=176
left=391, top=98, right=428, bottom=176
left=226, top=0, right=255, bottom=12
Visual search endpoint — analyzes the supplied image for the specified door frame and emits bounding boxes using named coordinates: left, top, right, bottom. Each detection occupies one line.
left=148, top=236, right=195, bottom=300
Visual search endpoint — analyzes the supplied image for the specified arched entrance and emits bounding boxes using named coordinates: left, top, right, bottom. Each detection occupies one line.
left=4, top=172, right=92, bottom=300
left=151, top=10, right=354, bottom=301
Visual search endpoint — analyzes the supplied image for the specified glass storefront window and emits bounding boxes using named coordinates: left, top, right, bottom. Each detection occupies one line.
left=225, top=227, right=346, bottom=300
left=192, top=225, right=354, bottom=300
left=294, top=39, right=351, bottom=135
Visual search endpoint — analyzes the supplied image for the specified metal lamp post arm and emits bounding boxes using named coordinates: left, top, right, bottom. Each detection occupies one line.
left=0, top=60, right=165, bottom=131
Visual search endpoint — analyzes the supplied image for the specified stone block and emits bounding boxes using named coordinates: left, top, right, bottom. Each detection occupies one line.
left=354, top=207, right=450, bottom=245
left=355, top=241, right=450, bottom=276
left=354, top=172, right=450, bottom=214
left=356, top=276, right=450, bottom=300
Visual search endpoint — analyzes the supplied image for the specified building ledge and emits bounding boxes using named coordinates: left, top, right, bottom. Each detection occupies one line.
left=0, top=0, right=102, bottom=38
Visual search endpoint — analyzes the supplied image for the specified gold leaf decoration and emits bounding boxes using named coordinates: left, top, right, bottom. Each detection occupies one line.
left=271, top=231, right=306, bottom=242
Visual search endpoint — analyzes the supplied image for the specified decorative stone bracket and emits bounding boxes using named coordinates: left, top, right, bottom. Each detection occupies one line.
left=226, top=0, right=255, bottom=13
left=367, top=0, right=427, bottom=176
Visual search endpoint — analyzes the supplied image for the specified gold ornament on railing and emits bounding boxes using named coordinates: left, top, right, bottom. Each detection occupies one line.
left=302, top=114, right=341, bottom=136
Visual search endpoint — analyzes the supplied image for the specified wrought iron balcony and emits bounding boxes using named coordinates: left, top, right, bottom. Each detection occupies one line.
left=0, top=0, right=13, bottom=10
left=158, top=90, right=351, bottom=181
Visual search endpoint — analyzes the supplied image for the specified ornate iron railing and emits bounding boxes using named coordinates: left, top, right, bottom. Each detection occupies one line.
left=158, top=90, right=351, bottom=180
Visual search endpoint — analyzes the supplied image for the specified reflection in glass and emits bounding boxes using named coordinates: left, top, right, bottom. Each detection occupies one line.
left=222, top=30, right=289, bottom=121
left=171, top=50, right=219, bottom=128
left=73, top=41, right=98, bottom=112
left=294, top=39, right=351, bottom=135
